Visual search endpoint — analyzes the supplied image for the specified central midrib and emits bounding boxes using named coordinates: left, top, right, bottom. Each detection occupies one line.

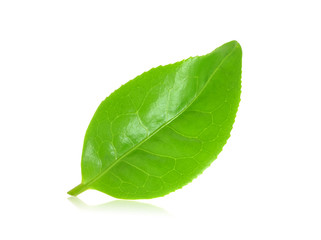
left=84, top=45, right=237, bottom=188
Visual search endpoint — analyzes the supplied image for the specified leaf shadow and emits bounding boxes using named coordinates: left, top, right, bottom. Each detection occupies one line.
left=68, top=197, right=170, bottom=216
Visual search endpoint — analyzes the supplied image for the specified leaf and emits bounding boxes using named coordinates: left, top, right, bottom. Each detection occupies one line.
left=68, top=41, right=242, bottom=199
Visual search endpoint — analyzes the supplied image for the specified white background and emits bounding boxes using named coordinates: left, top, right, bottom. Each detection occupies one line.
left=1, top=0, right=320, bottom=239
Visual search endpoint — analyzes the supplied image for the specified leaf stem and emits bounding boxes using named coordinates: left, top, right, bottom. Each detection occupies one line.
left=67, top=183, right=88, bottom=196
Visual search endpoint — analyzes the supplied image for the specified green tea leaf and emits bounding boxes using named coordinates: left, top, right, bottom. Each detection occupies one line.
left=68, top=41, right=242, bottom=199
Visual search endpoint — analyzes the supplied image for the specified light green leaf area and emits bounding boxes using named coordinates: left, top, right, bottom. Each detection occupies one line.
left=68, top=41, right=242, bottom=199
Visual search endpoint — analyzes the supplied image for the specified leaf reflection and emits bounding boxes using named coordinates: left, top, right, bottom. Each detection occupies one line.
left=68, top=197, right=169, bottom=216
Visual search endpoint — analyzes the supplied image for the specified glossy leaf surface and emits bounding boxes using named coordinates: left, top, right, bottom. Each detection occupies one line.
left=68, top=41, right=242, bottom=199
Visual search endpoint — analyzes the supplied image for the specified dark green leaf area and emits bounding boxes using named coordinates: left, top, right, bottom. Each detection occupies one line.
left=69, top=41, right=242, bottom=199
